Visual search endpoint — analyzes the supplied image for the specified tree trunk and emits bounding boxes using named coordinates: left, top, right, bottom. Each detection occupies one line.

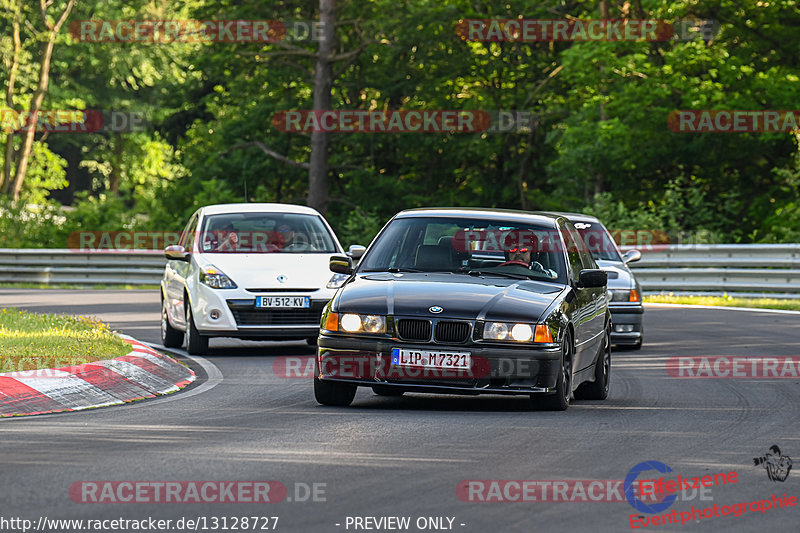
left=307, top=0, right=336, bottom=215
left=1, top=2, right=22, bottom=194
left=10, top=0, right=76, bottom=201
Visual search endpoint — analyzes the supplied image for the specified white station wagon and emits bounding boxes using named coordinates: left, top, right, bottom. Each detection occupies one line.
left=160, top=203, right=363, bottom=354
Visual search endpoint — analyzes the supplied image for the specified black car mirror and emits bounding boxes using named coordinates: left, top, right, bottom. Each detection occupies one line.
left=578, top=269, right=607, bottom=288
left=165, top=245, right=189, bottom=262
left=330, top=255, right=353, bottom=274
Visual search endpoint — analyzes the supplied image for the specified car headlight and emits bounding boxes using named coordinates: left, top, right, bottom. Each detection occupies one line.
left=327, top=273, right=349, bottom=289
left=323, top=311, right=386, bottom=334
left=483, top=322, right=553, bottom=343
left=199, top=265, right=237, bottom=289
left=609, top=289, right=640, bottom=302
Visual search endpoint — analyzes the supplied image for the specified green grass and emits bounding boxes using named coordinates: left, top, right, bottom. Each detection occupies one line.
left=0, top=308, right=131, bottom=372
left=644, top=294, right=800, bottom=311
left=0, top=282, right=159, bottom=290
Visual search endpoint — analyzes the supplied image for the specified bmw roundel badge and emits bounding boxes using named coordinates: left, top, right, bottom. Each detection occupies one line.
left=429, top=306, right=443, bottom=314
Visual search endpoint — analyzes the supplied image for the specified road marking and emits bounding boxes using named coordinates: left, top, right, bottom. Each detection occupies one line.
left=644, top=303, right=800, bottom=315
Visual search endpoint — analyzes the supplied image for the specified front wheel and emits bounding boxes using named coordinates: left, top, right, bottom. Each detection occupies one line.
left=533, top=332, right=572, bottom=411
left=314, top=377, right=357, bottom=406
left=184, top=303, right=209, bottom=355
left=161, top=297, right=183, bottom=348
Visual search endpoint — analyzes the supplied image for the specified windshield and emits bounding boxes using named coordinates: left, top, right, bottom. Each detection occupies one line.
left=358, top=216, right=568, bottom=283
left=574, top=222, right=623, bottom=262
left=198, top=212, right=337, bottom=254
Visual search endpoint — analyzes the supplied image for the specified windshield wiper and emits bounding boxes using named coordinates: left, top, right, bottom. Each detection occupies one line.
left=386, top=267, right=424, bottom=273
left=466, top=270, right=530, bottom=280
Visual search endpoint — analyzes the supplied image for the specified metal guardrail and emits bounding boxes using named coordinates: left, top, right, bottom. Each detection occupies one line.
left=623, top=244, right=800, bottom=298
left=1, top=245, right=799, bottom=296
left=0, top=249, right=165, bottom=285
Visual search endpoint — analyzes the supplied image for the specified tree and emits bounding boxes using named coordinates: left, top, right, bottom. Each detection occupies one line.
left=0, top=0, right=21, bottom=193
left=6, top=0, right=76, bottom=201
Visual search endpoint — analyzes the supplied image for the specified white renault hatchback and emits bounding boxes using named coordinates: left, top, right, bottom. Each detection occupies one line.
left=160, top=203, right=362, bottom=354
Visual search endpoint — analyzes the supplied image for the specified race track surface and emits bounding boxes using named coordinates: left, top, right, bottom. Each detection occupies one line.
left=1, top=289, right=798, bottom=533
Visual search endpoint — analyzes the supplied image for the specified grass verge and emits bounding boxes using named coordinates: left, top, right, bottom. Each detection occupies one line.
left=0, top=308, right=131, bottom=372
left=644, top=294, right=800, bottom=311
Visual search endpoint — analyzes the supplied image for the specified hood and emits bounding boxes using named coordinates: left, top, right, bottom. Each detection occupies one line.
left=336, top=272, right=564, bottom=323
left=195, top=253, right=337, bottom=290
left=596, top=259, right=634, bottom=290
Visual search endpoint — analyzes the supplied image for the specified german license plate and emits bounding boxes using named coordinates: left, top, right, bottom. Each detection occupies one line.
left=391, top=348, right=471, bottom=369
left=256, top=296, right=310, bottom=308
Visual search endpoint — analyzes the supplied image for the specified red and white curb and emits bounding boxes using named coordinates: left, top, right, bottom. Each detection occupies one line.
left=0, top=335, right=195, bottom=418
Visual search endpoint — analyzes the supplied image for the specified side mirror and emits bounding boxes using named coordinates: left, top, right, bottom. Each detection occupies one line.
left=165, top=245, right=189, bottom=262
left=347, top=244, right=366, bottom=260
left=578, top=269, right=607, bottom=289
left=330, top=255, right=353, bottom=275
left=623, top=249, right=642, bottom=264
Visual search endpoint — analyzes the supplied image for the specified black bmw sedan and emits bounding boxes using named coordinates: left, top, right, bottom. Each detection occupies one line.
left=314, top=208, right=611, bottom=411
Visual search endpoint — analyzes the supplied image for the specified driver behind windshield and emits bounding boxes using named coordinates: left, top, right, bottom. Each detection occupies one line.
left=498, top=232, right=558, bottom=279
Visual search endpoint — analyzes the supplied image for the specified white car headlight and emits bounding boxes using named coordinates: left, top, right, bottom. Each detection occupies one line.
left=199, top=265, right=237, bottom=289
left=338, top=313, right=386, bottom=334
left=327, top=273, right=349, bottom=289
left=484, top=322, right=552, bottom=343
left=485, top=322, right=509, bottom=340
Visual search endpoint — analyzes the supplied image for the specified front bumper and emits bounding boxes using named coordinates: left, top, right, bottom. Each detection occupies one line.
left=317, top=334, right=562, bottom=395
left=192, top=282, right=335, bottom=339
left=609, top=304, right=643, bottom=345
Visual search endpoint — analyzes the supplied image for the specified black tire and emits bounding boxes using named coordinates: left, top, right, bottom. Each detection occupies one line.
left=533, top=331, right=572, bottom=411
left=184, top=303, right=209, bottom=355
left=314, top=377, right=357, bottom=406
left=161, top=297, right=183, bottom=348
left=372, top=385, right=404, bottom=397
left=575, top=327, right=610, bottom=400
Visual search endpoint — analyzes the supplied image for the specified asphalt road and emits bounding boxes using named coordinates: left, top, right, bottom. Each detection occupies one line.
left=1, top=288, right=799, bottom=533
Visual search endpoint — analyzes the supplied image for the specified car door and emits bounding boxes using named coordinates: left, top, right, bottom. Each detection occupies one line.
left=166, top=212, right=199, bottom=328
left=571, top=223, right=606, bottom=366
left=559, top=221, right=598, bottom=373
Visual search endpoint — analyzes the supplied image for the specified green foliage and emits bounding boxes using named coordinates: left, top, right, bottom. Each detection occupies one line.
left=338, top=207, right=383, bottom=248
left=0, top=199, right=65, bottom=248
left=2, top=0, right=800, bottom=245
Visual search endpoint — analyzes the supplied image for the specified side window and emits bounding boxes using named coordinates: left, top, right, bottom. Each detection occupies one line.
left=570, top=224, right=598, bottom=270
left=180, top=213, right=199, bottom=251
left=559, top=223, right=583, bottom=282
